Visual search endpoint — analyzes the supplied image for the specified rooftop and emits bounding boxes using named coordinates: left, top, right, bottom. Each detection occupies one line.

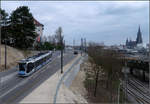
left=33, top=18, right=44, bottom=27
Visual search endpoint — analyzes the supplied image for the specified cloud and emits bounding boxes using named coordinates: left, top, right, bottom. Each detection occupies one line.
left=1, top=1, right=149, bottom=46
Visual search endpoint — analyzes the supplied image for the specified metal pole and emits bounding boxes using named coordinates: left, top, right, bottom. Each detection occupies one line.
left=60, top=28, right=63, bottom=74
left=123, top=56, right=127, bottom=104
left=64, top=40, right=65, bottom=53
left=0, top=12, right=2, bottom=96
left=118, top=83, right=121, bottom=104
left=4, top=19, right=7, bottom=70
left=73, top=39, right=75, bottom=50
left=149, top=6, right=150, bottom=92
left=148, top=3, right=150, bottom=93
left=61, top=48, right=63, bottom=73
left=81, top=38, right=83, bottom=56
left=0, top=14, right=1, bottom=70
left=5, top=39, right=7, bottom=70
left=125, top=61, right=128, bottom=104
left=84, top=38, right=86, bottom=53
left=149, top=21, right=150, bottom=92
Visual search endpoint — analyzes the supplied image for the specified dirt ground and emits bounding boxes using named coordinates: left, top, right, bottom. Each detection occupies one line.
left=69, top=62, right=88, bottom=103
left=0, top=45, right=24, bottom=71
left=0, top=45, right=40, bottom=71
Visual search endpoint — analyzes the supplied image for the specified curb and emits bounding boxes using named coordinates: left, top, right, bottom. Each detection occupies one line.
left=53, top=55, right=83, bottom=104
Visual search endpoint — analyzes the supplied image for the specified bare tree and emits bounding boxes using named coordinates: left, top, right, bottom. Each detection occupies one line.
left=87, top=42, right=104, bottom=97
left=86, top=42, right=123, bottom=102
left=55, top=27, right=64, bottom=46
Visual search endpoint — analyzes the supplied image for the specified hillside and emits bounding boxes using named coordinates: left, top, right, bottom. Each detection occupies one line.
left=0, top=45, right=24, bottom=71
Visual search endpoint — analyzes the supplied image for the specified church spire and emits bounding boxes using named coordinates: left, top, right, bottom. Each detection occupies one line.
left=136, top=25, right=143, bottom=44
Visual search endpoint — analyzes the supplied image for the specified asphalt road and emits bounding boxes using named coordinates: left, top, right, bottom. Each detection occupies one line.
left=0, top=50, right=76, bottom=104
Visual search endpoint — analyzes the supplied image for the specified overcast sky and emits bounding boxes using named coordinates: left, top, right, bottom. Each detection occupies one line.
left=1, top=1, right=149, bottom=46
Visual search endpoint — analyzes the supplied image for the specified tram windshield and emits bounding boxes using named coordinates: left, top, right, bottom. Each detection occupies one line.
left=19, top=63, right=26, bottom=71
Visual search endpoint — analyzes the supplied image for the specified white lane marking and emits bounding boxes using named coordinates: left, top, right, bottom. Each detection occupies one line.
left=0, top=52, right=67, bottom=98
left=57, top=53, right=66, bottom=58
left=0, top=78, right=29, bottom=98
left=1, top=72, right=18, bottom=83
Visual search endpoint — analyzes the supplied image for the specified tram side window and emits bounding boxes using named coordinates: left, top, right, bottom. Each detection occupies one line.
left=46, top=56, right=48, bottom=60
left=27, top=63, right=34, bottom=73
left=35, top=61, right=37, bottom=67
left=41, top=58, right=43, bottom=63
left=35, top=60, right=40, bottom=67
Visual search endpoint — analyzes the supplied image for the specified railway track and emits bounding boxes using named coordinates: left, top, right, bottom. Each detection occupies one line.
left=122, top=83, right=150, bottom=104
left=126, top=87, right=150, bottom=104
left=128, top=81, right=150, bottom=101
left=128, top=79, right=150, bottom=95
left=130, top=77, right=148, bottom=89
left=122, top=75, right=150, bottom=104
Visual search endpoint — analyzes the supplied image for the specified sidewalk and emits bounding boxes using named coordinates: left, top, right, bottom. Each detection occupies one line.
left=56, top=56, right=87, bottom=103
left=20, top=54, right=87, bottom=103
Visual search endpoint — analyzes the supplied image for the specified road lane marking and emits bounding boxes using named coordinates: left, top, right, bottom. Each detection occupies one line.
left=1, top=72, right=18, bottom=83
left=0, top=52, right=68, bottom=99
left=0, top=78, right=29, bottom=98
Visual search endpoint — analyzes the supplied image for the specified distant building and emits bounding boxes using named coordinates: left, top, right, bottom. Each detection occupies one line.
left=33, top=18, right=44, bottom=36
left=126, top=26, right=143, bottom=49
left=32, top=18, right=44, bottom=48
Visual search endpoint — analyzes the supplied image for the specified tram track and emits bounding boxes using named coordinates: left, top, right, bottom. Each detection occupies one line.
left=0, top=51, right=76, bottom=103
left=128, top=81, right=150, bottom=101
left=130, top=76, right=148, bottom=89
left=126, top=87, right=149, bottom=104
left=122, top=74, right=150, bottom=104
left=128, top=79, right=150, bottom=95
left=122, top=83, right=150, bottom=104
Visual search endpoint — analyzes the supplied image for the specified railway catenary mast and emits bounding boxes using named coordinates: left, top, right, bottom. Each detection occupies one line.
left=0, top=13, right=1, bottom=69
left=149, top=25, right=150, bottom=93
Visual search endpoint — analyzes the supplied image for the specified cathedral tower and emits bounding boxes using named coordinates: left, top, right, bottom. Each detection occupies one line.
left=136, top=25, right=143, bottom=47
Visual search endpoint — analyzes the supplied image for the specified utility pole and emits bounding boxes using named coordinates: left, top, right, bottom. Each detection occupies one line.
left=124, top=60, right=128, bottom=104
left=64, top=40, right=65, bottom=53
left=4, top=19, right=7, bottom=70
left=0, top=15, right=1, bottom=100
left=81, top=38, right=83, bottom=56
left=5, top=39, right=7, bottom=70
left=149, top=24, right=150, bottom=93
left=61, top=41, right=63, bottom=73
left=0, top=14, right=1, bottom=70
left=73, top=39, right=75, bottom=50
left=58, top=27, right=63, bottom=74
left=84, top=38, right=86, bottom=52
left=118, top=83, right=122, bottom=104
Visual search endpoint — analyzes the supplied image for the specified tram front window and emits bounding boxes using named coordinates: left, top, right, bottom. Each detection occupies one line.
left=19, top=63, right=26, bottom=71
